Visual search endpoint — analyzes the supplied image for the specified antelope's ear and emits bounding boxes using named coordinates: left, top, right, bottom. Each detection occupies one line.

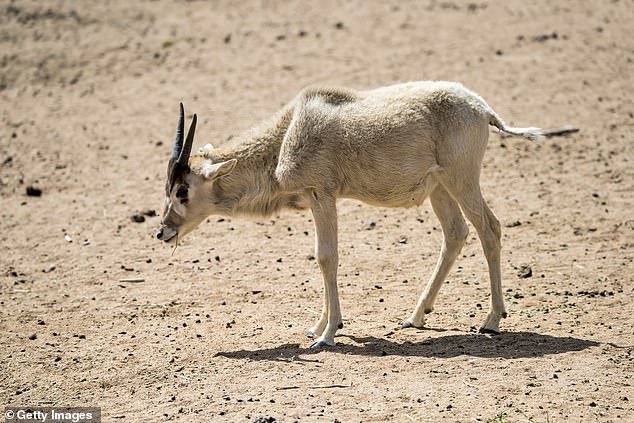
left=200, top=159, right=237, bottom=180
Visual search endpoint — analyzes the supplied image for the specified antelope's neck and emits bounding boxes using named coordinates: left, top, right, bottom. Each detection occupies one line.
left=212, top=104, right=301, bottom=217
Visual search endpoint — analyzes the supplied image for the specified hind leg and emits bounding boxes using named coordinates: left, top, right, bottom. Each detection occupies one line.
left=442, top=180, right=506, bottom=333
left=403, top=186, right=469, bottom=328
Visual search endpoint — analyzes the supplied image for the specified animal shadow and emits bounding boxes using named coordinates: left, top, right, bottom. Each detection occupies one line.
left=215, top=331, right=600, bottom=362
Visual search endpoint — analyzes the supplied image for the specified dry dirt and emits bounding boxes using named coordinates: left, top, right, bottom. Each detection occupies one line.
left=1, top=1, right=633, bottom=422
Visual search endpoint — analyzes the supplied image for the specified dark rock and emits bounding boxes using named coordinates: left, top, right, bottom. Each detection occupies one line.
left=26, top=186, right=42, bottom=196
left=131, top=214, right=145, bottom=223
left=517, top=265, right=532, bottom=278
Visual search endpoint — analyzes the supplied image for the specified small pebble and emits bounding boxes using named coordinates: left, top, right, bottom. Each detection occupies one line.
left=26, top=186, right=42, bottom=197
left=517, top=265, right=532, bottom=278
left=131, top=214, right=145, bottom=223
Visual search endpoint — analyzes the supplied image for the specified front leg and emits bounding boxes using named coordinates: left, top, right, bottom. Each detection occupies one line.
left=307, top=190, right=342, bottom=348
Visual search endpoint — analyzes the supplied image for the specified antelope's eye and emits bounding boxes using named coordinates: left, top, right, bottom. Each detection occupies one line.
left=176, top=185, right=188, bottom=199
left=175, top=185, right=189, bottom=205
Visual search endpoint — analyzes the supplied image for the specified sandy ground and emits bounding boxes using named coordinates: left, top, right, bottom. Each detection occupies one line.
left=1, top=0, right=633, bottom=422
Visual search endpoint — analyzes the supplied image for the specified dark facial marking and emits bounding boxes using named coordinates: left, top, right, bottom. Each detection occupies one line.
left=176, top=184, right=189, bottom=204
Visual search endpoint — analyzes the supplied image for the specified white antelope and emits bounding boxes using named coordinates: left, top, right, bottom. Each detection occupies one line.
left=156, top=81, right=545, bottom=348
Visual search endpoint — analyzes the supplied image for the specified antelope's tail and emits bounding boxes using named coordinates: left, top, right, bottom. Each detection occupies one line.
left=488, top=111, right=545, bottom=141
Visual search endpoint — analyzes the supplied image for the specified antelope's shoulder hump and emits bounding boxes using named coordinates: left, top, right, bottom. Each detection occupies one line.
left=298, top=85, right=360, bottom=107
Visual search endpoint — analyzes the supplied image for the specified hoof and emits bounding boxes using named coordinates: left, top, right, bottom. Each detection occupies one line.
left=400, top=320, right=423, bottom=329
left=478, top=326, right=501, bottom=335
left=309, top=339, right=335, bottom=349
left=306, top=329, right=319, bottom=339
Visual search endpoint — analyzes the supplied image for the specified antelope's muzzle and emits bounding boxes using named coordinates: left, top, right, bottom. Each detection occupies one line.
left=155, top=225, right=177, bottom=242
